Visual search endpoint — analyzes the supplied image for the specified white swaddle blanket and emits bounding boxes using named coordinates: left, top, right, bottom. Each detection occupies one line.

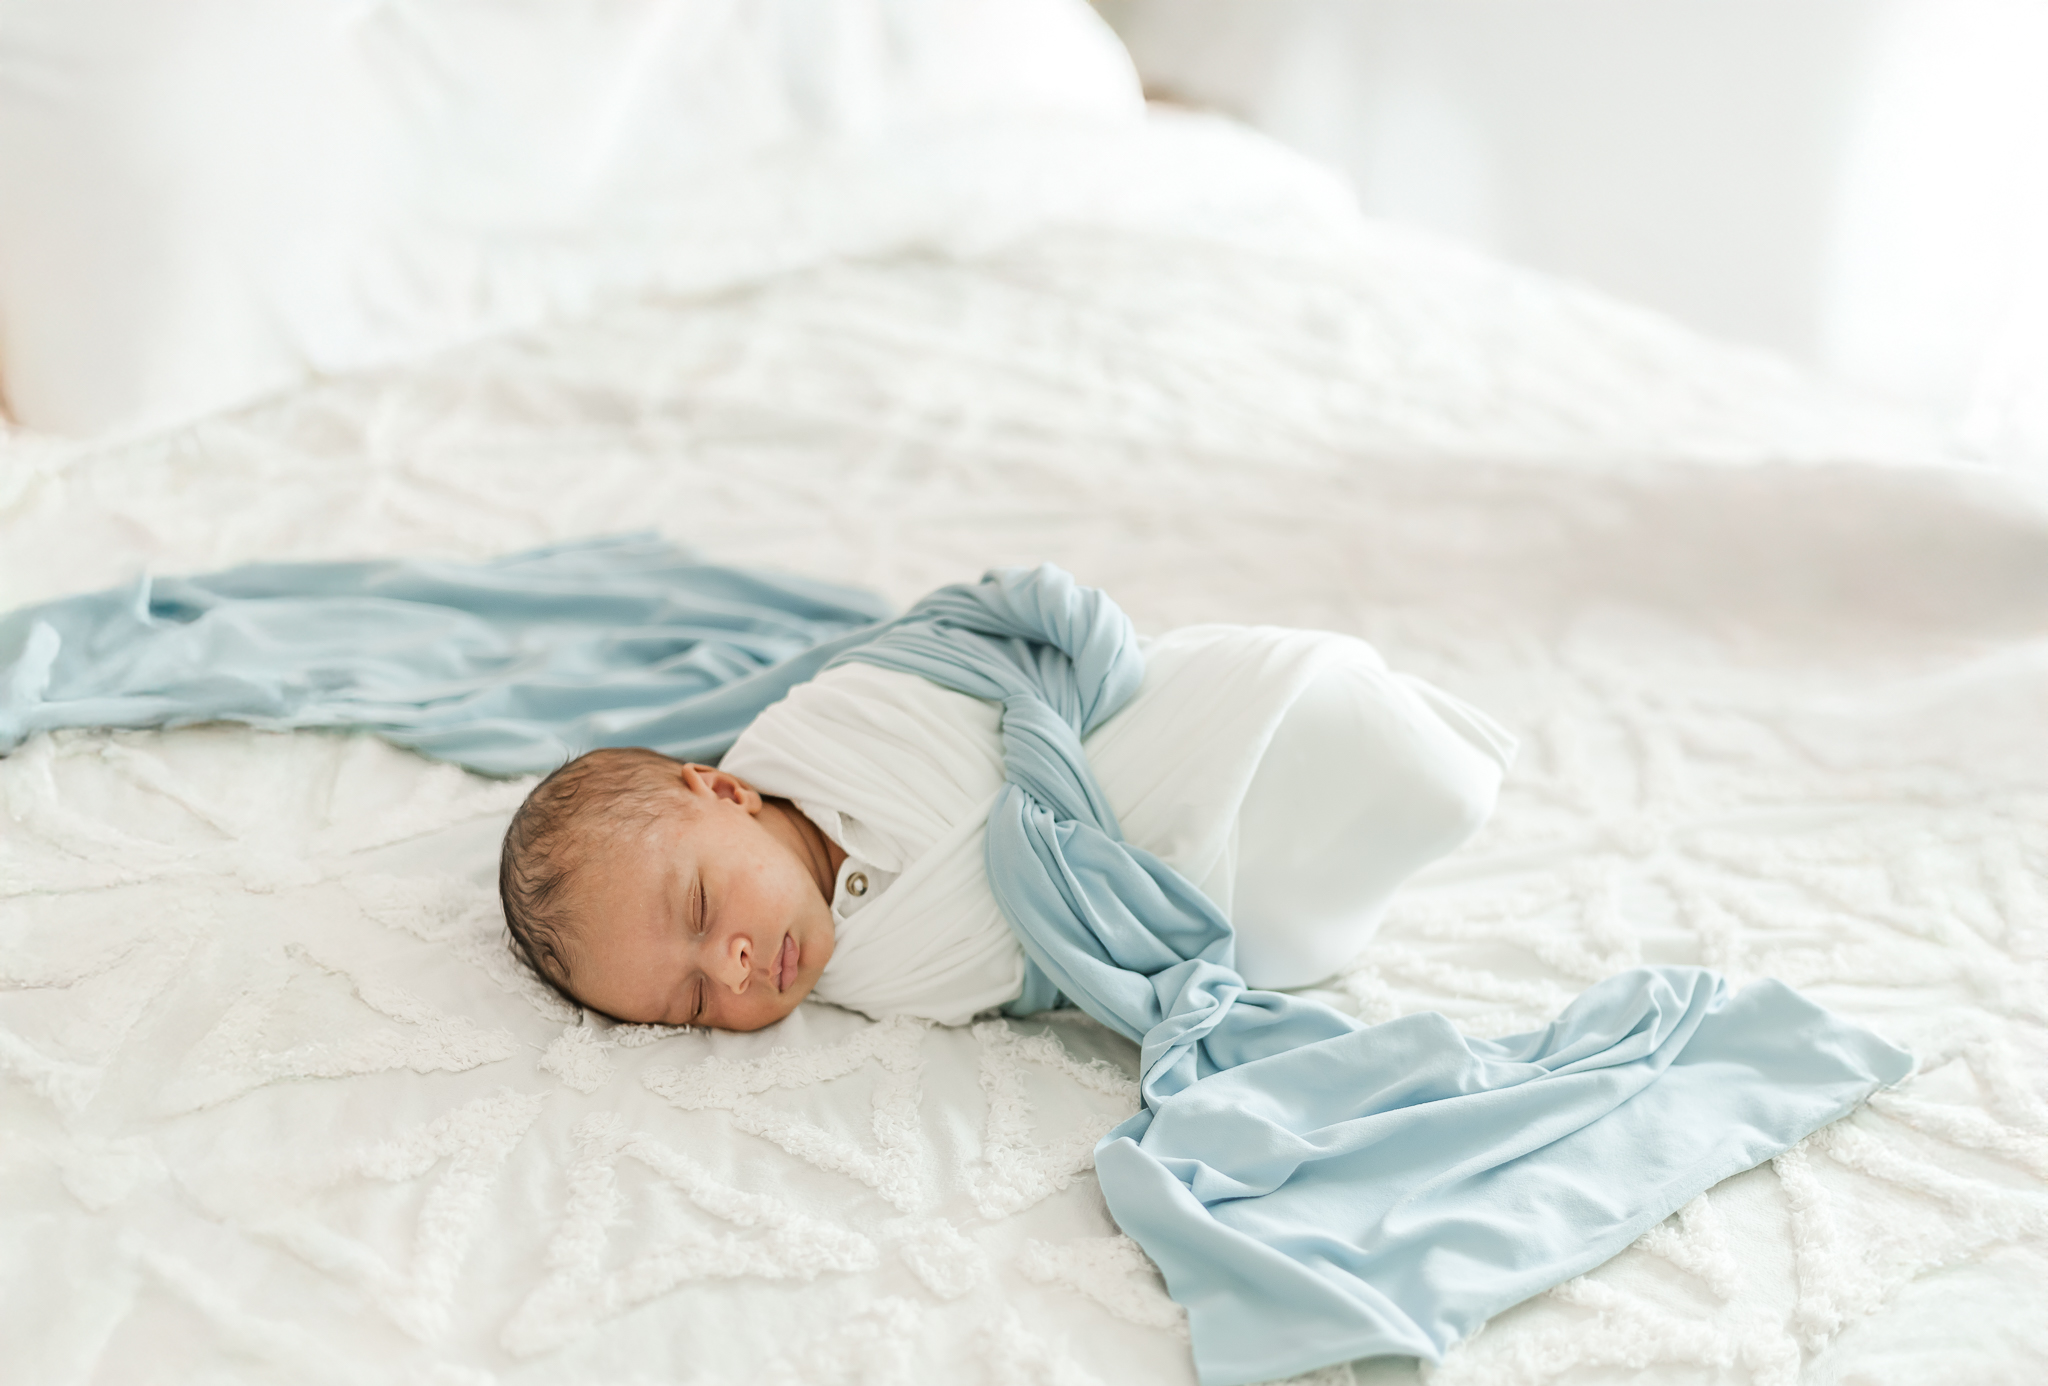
left=720, top=625, right=1516, bottom=1024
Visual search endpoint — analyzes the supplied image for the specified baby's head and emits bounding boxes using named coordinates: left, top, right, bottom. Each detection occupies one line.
left=498, top=747, right=839, bottom=1031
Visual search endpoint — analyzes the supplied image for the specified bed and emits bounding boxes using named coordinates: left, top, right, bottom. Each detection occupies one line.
left=3, top=7, right=2045, bottom=1385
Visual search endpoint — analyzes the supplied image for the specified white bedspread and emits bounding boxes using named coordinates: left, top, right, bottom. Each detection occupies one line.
left=3, top=116, right=2044, bottom=1386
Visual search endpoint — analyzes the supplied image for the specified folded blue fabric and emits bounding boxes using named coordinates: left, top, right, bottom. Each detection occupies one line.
left=0, top=534, right=892, bottom=775
left=839, top=565, right=1914, bottom=1386
left=2, top=545, right=1915, bottom=1384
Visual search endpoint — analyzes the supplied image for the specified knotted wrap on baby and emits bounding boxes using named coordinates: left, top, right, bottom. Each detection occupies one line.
left=765, top=564, right=1913, bottom=1386
left=720, top=625, right=1517, bottom=1023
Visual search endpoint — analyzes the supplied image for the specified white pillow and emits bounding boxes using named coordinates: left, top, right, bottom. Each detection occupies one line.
left=0, top=0, right=1141, bottom=436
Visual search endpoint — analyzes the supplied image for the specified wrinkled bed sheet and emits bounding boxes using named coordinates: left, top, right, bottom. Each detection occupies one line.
left=4, top=132, right=2047, bottom=1386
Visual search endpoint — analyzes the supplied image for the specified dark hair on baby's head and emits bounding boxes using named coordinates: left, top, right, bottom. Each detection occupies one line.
left=498, top=746, right=691, bottom=1004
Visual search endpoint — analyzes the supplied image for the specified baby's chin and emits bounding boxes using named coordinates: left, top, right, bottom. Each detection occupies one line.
left=718, top=989, right=806, bottom=1032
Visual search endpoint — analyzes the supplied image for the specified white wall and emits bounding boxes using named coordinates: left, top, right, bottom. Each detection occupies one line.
left=1101, top=0, right=2048, bottom=465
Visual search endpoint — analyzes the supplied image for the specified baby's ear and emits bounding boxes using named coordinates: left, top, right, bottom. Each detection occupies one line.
left=682, top=763, right=762, bottom=813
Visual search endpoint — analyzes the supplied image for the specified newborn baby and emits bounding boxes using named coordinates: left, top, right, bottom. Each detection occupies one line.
left=499, top=624, right=1515, bottom=1030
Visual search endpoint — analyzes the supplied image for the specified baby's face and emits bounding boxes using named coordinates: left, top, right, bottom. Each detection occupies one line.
left=557, top=765, right=836, bottom=1030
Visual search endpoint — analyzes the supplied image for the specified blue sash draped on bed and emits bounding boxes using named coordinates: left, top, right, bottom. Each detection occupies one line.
left=0, top=535, right=891, bottom=775
left=0, top=538, right=1915, bottom=1386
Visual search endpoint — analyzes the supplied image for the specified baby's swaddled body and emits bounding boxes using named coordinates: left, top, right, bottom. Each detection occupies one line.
left=721, top=625, right=1516, bottom=1024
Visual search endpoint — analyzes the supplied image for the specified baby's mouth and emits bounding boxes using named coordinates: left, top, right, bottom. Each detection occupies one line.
left=775, top=933, right=799, bottom=992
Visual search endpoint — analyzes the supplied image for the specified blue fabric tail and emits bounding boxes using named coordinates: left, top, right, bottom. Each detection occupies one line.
left=0, top=534, right=893, bottom=776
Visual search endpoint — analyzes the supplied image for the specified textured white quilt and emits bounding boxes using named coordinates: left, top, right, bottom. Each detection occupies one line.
left=3, top=118, right=2045, bottom=1386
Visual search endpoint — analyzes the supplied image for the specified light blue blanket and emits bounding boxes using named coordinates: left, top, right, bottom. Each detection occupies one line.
left=1, top=541, right=1914, bottom=1385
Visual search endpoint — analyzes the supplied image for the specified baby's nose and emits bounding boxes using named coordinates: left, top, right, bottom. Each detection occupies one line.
left=723, top=934, right=754, bottom=992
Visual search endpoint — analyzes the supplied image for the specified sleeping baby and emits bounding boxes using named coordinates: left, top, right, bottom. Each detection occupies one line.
left=498, top=624, right=1516, bottom=1030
